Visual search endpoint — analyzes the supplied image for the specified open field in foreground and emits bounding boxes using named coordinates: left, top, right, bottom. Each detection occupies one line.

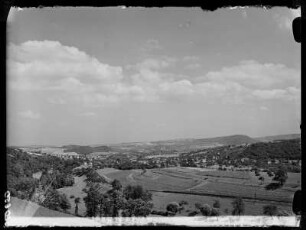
left=57, top=175, right=87, bottom=216
left=100, top=167, right=299, bottom=215
left=56, top=167, right=299, bottom=216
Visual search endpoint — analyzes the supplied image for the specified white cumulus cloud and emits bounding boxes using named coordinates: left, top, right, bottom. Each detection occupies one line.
left=8, top=40, right=300, bottom=107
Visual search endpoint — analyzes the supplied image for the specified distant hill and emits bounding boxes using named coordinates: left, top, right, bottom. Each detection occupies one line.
left=62, top=145, right=111, bottom=155
left=255, top=134, right=300, bottom=142
left=153, top=134, right=258, bottom=146
left=198, top=134, right=258, bottom=146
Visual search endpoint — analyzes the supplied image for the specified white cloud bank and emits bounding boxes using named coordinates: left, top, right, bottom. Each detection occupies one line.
left=8, top=40, right=300, bottom=107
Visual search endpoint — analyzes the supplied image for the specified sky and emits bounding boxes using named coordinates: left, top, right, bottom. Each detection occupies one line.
left=7, top=7, right=301, bottom=146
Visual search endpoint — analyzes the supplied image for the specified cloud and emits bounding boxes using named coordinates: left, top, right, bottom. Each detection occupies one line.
left=47, top=97, right=66, bottom=105
left=205, top=60, right=299, bottom=90
left=140, top=39, right=162, bottom=54
left=273, top=8, right=300, bottom=30
left=78, top=112, right=96, bottom=117
left=259, top=106, right=269, bottom=111
left=19, top=110, right=41, bottom=119
left=185, top=63, right=201, bottom=70
left=8, top=40, right=300, bottom=107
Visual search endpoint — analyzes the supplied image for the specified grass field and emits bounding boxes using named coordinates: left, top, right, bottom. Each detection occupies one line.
left=151, top=192, right=292, bottom=216
left=56, top=167, right=299, bottom=216
left=57, top=175, right=88, bottom=216
left=100, top=167, right=299, bottom=215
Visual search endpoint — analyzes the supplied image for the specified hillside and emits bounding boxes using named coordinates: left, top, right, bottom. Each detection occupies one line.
left=239, top=138, right=301, bottom=160
left=9, top=197, right=75, bottom=217
left=255, top=134, right=300, bottom=142
left=62, top=145, right=112, bottom=155
left=198, top=134, right=258, bottom=146
left=152, top=134, right=258, bottom=148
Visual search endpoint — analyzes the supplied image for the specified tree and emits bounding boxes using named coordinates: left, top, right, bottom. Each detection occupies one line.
left=166, top=202, right=180, bottom=215
left=258, top=176, right=265, bottom=185
left=97, top=194, right=112, bottom=217
left=267, top=170, right=274, bottom=177
left=111, top=179, right=122, bottom=191
left=74, top=197, right=80, bottom=216
left=200, top=204, right=212, bottom=216
left=213, top=200, right=221, bottom=209
left=123, top=185, right=152, bottom=202
left=211, top=208, right=220, bottom=216
left=122, top=199, right=153, bottom=217
left=273, top=167, right=288, bottom=186
left=178, top=200, right=188, bottom=213
left=195, top=202, right=203, bottom=210
left=83, top=184, right=101, bottom=217
left=263, top=205, right=278, bottom=216
left=122, top=184, right=153, bottom=217
left=107, top=189, right=124, bottom=217
left=30, top=183, right=45, bottom=204
left=42, top=189, right=62, bottom=211
left=59, top=194, right=71, bottom=213
left=231, top=197, right=245, bottom=215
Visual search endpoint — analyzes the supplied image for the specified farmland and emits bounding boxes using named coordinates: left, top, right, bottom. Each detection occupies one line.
left=96, top=167, right=299, bottom=215
left=8, top=135, right=301, bottom=218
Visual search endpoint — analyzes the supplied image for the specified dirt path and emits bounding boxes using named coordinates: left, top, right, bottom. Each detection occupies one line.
left=186, top=178, right=209, bottom=191
left=127, top=171, right=137, bottom=183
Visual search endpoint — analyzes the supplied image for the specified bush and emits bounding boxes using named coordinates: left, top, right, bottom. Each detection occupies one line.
left=200, top=204, right=212, bottom=216
left=195, top=202, right=203, bottom=210
left=179, top=200, right=188, bottom=206
left=213, top=200, right=221, bottom=209
left=231, top=197, right=245, bottom=215
left=211, top=208, right=220, bottom=216
left=166, top=202, right=180, bottom=214
left=263, top=205, right=278, bottom=216
left=188, top=210, right=199, bottom=216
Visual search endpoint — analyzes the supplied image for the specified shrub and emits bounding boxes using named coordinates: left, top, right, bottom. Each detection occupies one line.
left=213, top=200, right=221, bottom=209
left=166, top=202, right=180, bottom=214
left=263, top=205, right=278, bottom=216
left=195, top=202, right=203, bottom=210
left=231, top=197, right=245, bottom=215
left=179, top=200, right=188, bottom=206
left=188, top=210, right=199, bottom=216
left=211, top=208, right=220, bottom=216
left=200, top=204, right=212, bottom=216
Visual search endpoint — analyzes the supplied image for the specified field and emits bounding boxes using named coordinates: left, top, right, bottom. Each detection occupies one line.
left=56, top=167, right=300, bottom=216
left=57, top=175, right=88, bottom=216
left=99, top=167, right=300, bottom=215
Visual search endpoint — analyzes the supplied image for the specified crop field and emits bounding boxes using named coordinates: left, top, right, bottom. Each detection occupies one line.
left=100, top=167, right=300, bottom=215
left=151, top=192, right=293, bottom=216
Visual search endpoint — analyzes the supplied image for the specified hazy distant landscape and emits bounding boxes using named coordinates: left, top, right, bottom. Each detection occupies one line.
left=8, top=133, right=301, bottom=219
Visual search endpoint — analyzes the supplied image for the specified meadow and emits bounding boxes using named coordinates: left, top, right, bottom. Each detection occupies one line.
left=57, top=167, right=299, bottom=216
left=101, top=167, right=300, bottom=215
